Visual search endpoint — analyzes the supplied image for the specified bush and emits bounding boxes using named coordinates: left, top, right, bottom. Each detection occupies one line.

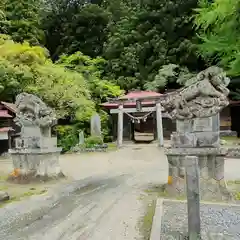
left=55, top=125, right=78, bottom=153
left=84, top=135, right=103, bottom=148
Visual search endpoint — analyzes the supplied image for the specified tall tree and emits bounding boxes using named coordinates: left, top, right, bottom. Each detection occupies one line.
left=42, top=1, right=110, bottom=60
left=0, top=0, right=45, bottom=45
left=195, top=0, right=240, bottom=76
left=103, top=0, right=202, bottom=91
left=195, top=0, right=240, bottom=99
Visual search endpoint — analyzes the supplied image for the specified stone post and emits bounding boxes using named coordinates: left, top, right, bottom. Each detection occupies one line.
left=117, top=104, right=123, bottom=147
left=156, top=102, right=164, bottom=147
left=185, top=156, right=201, bottom=240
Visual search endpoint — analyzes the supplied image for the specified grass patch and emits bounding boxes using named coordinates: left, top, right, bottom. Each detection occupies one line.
left=139, top=199, right=156, bottom=240
left=227, top=180, right=240, bottom=185
left=0, top=188, right=48, bottom=208
left=0, top=177, right=69, bottom=208
left=0, top=175, right=8, bottom=181
left=226, top=180, right=240, bottom=200
left=221, top=136, right=240, bottom=145
left=107, top=142, right=117, bottom=151
left=145, top=184, right=186, bottom=200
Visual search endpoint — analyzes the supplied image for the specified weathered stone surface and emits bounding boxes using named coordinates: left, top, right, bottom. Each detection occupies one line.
left=162, top=67, right=231, bottom=203
left=220, top=130, right=237, bottom=137
left=226, top=147, right=240, bottom=158
left=165, top=147, right=227, bottom=156
left=160, top=66, right=230, bottom=120
left=171, top=132, right=197, bottom=148
left=176, top=120, right=193, bottom=133
left=212, top=114, right=220, bottom=132
left=90, top=113, right=101, bottom=137
left=193, top=117, right=213, bottom=132
left=8, top=92, right=63, bottom=182
left=0, top=191, right=9, bottom=202
left=171, top=132, right=220, bottom=148
left=195, top=131, right=220, bottom=147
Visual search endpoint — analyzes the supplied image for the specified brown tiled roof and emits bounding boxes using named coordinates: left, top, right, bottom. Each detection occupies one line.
left=101, top=91, right=161, bottom=108
left=0, top=110, right=13, bottom=118
left=0, top=101, right=17, bottom=113
left=0, top=127, right=14, bottom=132
left=119, top=91, right=162, bottom=100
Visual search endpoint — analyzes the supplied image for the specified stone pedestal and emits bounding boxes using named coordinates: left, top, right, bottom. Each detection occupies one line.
left=9, top=127, right=63, bottom=183
left=8, top=92, right=64, bottom=183
left=165, top=114, right=233, bottom=201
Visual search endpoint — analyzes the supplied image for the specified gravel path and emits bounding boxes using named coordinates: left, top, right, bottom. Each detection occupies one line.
left=161, top=200, right=240, bottom=240
left=1, top=144, right=168, bottom=240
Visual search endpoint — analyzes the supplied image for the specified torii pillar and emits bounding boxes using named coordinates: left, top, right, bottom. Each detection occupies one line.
left=156, top=102, right=164, bottom=147
left=117, top=104, right=123, bottom=147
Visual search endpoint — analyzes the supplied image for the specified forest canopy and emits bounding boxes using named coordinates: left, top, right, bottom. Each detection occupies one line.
left=0, top=0, right=238, bottom=150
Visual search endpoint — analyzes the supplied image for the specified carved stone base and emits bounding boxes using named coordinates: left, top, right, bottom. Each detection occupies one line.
left=165, top=176, right=233, bottom=202
left=8, top=170, right=65, bottom=184
left=8, top=148, right=65, bottom=183
left=165, top=149, right=234, bottom=202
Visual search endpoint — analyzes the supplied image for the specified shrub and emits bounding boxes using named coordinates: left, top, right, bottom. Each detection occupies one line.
left=55, top=125, right=78, bottom=153
left=84, top=135, right=103, bottom=148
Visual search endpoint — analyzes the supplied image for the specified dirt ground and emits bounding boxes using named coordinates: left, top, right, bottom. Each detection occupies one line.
left=1, top=143, right=240, bottom=240
left=1, top=140, right=240, bottom=205
left=0, top=157, right=71, bottom=205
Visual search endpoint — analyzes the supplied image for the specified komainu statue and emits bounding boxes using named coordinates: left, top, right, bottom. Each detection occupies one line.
left=160, top=66, right=230, bottom=119
left=8, top=93, right=63, bottom=183
left=14, top=92, right=57, bottom=137
left=163, top=67, right=233, bottom=202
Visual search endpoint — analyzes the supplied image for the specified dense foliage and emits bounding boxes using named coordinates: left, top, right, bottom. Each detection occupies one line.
left=1, top=0, right=239, bottom=150
left=0, top=35, right=121, bottom=151
left=103, top=0, right=202, bottom=90
left=0, top=0, right=44, bottom=45
left=42, top=0, right=110, bottom=60
left=195, top=0, right=240, bottom=99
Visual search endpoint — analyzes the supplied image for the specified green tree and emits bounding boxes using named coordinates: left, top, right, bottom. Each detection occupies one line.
left=144, top=64, right=195, bottom=92
left=57, top=52, right=123, bottom=104
left=0, top=0, right=45, bottom=45
left=42, top=1, right=110, bottom=59
left=0, top=35, right=99, bottom=150
left=195, top=0, right=240, bottom=99
left=57, top=51, right=124, bottom=143
left=0, top=35, right=95, bottom=120
left=104, top=0, right=201, bottom=91
left=195, top=0, right=240, bottom=75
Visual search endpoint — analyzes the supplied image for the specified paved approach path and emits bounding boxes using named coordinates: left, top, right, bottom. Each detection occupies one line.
left=3, top=144, right=168, bottom=240
left=2, top=144, right=240, bottom=240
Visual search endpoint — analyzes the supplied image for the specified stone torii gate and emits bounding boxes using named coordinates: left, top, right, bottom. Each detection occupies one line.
left=102, top=91, right=165, bottom=147
left=117, top=101, right=164, bottom=147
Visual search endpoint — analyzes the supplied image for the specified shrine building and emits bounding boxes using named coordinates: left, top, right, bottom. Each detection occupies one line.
left=101, top=91, right=174, bottom=143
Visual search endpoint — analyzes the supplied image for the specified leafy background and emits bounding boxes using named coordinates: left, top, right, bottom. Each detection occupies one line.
left=0, top=0, right=238, bottom=151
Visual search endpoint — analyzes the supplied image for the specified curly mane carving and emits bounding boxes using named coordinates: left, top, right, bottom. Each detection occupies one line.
left=14, top=92, right=57, bottom=129
left=160, top=66, right=230, bottom=120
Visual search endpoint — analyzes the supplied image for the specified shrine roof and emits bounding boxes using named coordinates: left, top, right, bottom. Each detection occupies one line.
left=119, top=91, right=162, bottom=100
left=101, top=91, right=162, bottom=108
left=0, top=127, right=14, bottom=132
left=0, top=110, right=13, bottom=118
left=0, top=101, right=17, bottom=113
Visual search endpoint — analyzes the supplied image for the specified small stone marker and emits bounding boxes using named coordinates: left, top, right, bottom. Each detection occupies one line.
left=90, top=113, right=101, bottom=136
left=79, top=131, right=85, bottom=145
left=185, top=156, right=201, bottom=240
left=0, top=191, right=9, bottom=202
